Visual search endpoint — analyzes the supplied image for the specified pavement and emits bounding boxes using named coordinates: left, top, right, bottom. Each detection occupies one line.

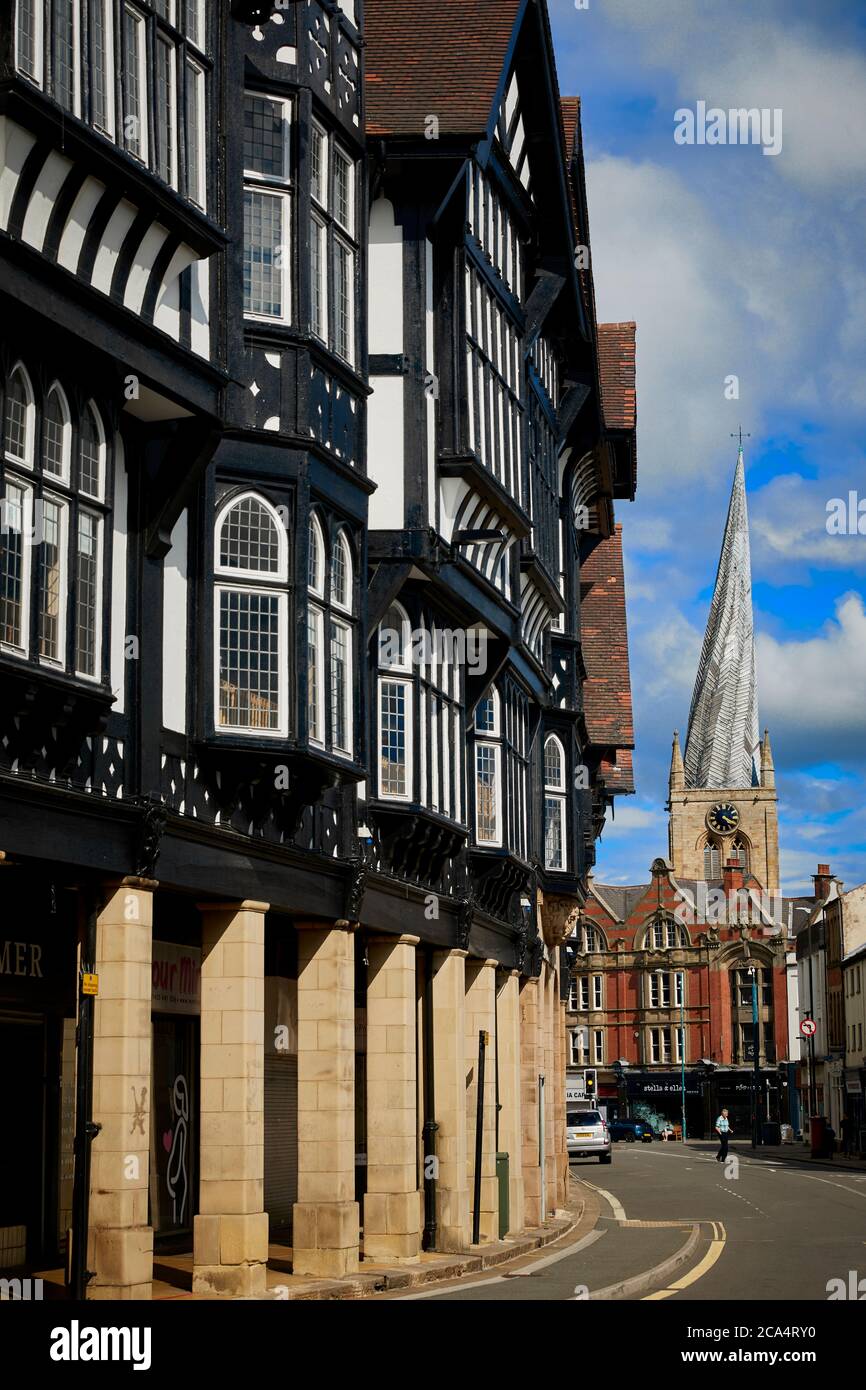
left=384, top=1139, right=866, bottom=1300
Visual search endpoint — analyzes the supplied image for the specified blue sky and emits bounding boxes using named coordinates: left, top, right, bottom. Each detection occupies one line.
left=548, top=0, right=866, bottom=893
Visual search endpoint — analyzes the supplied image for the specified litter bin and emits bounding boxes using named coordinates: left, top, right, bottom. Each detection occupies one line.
left=496, top=1152, right=509, bottom=1239
left=810, top=1115, right=827, bottom=1158
left=762, top=1121, right=781, bottom=1146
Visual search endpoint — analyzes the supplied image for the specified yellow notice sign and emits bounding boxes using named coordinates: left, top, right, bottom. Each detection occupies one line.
left=82, top=973, right=99, bottom=996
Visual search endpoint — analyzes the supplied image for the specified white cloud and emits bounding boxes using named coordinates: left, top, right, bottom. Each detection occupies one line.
left=758, top=592, right=866, bottom=743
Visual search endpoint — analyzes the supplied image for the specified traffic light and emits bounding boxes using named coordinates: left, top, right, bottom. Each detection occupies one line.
left=584, top=1068, right=597, bottom=1098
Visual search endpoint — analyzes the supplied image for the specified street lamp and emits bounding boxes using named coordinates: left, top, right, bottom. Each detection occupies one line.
left=748, top=965, right=761, bottom=1148
left=679, top=970, right=687, bottom=1143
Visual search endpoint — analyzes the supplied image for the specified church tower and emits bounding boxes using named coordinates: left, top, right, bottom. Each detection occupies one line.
left=668, top=447, right=780, bottom=891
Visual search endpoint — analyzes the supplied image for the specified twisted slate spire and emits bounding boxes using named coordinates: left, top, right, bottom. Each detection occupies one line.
left=684, top=448, right=760, bottom=789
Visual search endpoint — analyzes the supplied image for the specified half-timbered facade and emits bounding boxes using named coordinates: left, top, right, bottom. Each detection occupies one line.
left=0, top=0, right=637, bottom=1297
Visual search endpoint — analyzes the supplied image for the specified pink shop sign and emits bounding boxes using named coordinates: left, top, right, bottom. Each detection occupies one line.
left=152, top=941, right=201, bottom=1015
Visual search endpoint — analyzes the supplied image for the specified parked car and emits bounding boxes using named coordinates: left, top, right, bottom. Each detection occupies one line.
left=567, top=1110, right=612, bottom=1163
left=608, top=1118, right=653, bottom=1143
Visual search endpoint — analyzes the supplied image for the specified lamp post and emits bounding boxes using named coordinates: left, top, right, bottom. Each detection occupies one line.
left=748, top=965, right=761, bottom=1147
left=679, top=971, right=687, bottom=1143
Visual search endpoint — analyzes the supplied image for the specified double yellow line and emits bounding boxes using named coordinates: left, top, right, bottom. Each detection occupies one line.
left=643, top=1221, right=727, bottom=1300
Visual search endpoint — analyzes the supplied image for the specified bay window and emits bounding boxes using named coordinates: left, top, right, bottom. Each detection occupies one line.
left=306, top=516, right=356, bottom=759
left=244, top=93, right=293, bottom=322
left=0, top=366, right=110, bottom=679
left=474, top=691, right=502, bottom=845
left=377, top=603, right=412, bottom=799
left=543, top=733, right=566, bottom=870
left=123, top=6, right=148, bottom=162
left=14, top=1, right=208, bottom=204
left=214, top=493, right=288, bottom=735
left=309, top=123, right=358, bottom=365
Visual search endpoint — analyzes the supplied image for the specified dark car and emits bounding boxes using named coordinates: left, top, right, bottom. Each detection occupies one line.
left=608, top=1118, right=653, bottom=1143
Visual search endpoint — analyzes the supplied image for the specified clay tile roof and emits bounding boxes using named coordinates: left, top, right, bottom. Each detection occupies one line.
left=365, top=0, right=522, bottom=138
left=560, top=96, right=580, bottom=158
left=581, top=525, right=635, bottom=793
left=597, top=321, right=636, bottom=432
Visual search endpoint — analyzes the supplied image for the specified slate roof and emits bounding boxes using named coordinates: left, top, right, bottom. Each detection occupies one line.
left=365, top=0, right=523, bottom=137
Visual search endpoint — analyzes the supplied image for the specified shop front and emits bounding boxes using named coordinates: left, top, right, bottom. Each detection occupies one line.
left=0, top=878, right=77, bottom=1271
left=625, top=1070, right=704, bottom=1137
left=150, top=938, right=201, bottom=1247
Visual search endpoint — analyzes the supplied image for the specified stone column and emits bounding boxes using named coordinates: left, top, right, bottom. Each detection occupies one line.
left=364, top=934, right=420, bottom=1262
left=519, top=975, right=543, bottom=1228
left=554, top=993, right=568, bottom=1208
left=292, top=922, right=358, bottom=1277
left=89, top=878, right=155, bottom=1299
left=432, top=948, right=469, bottom=1251
left=193, top=900, right=268, bottom=1298
left=465, top=958, right=498, bottom=1244
left=543, top=966, right=557, bottom=1215
left=496, top=970, right=524, bottom=1235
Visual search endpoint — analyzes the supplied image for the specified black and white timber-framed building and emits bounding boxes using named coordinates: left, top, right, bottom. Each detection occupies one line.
left=0, top=0, right=636, bottom=1295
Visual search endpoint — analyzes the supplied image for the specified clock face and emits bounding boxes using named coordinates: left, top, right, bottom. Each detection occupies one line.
left=707, top=802, right=740, bottom=835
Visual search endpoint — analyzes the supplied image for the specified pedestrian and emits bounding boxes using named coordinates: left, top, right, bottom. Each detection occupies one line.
left=840, top=1115, right=855, bottom=1158
left=715, top=1107, right=732, bottom=1162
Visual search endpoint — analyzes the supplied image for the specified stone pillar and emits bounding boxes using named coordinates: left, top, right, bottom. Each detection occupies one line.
left=432, top=948, right=470, bottom=1251
left=543, top=966, right=557, bottom=1214
left=554, top=993, right=568, bottom=1208
left=364, top=934, right=420, bottom=1262
left=292, top=923, right=358, bottom=1277
left=89, top=878, right=155, bottom=1299
left=193, top=900, right=268, bottom=1298
left=496, top=970, right=524, bottom=1235
left=519, top=975, right=543, bottom=1228
left=465, top=958, right=498, bottom=1244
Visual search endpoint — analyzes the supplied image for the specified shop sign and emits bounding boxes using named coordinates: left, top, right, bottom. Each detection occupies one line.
left=626, top=1071, right=702, bottom=1099
left=0, top=927, right=76, bottom=1011
left=152, top=942, right=201, bottom=1015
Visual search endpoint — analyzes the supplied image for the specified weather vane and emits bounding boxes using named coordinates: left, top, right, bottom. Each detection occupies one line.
left=730, top=426, right=751, bottom=450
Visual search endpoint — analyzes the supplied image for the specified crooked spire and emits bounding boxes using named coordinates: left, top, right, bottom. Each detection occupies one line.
left=683, top=447, right=760, bottom=790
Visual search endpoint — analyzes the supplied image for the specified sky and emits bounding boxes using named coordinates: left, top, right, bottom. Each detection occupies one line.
left=548, top=0, right=866, bottom=894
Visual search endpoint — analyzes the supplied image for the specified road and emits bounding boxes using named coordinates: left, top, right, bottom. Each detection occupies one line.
left=388, top=1141, right=866, bottom=1301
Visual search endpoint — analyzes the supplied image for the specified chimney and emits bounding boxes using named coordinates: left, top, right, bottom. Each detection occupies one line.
left=723, top=859, right=745, bottom=896
left=813, top=864, right=832, bottom=900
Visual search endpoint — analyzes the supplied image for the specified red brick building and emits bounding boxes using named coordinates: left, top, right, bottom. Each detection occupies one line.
left=573, top=856, right=793, bottom=1137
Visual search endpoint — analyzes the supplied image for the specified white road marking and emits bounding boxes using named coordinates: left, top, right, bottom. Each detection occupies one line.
left=391, top=1226, right=607, bottom=1300
left=579, top=1179, right=627, bottom=1223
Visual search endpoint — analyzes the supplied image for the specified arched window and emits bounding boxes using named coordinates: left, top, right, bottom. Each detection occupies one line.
left=308, top=514, right=324, bottom=597
left=378, top=601, right=411, bottom=671
left=214, top=492, right=287, bottom=734
left=329, top=530, right=353, bottom=754
left=307, top=514, right=325, bottom=744
left=729, top=838, right=749, bottom=871
left=704, top=839, right=722, bottom=879
left=331, top=530, right=352, bottom=612
left=4, top=365, right=35, bottom=467
left=43, top=384, right=71, bottom=482
left=474, top=689, right=502, bottom=845
left=377, top=601, right=412, bottom=798
left=576, top=922, right=607, bottom=954
left=543, top=733, right=566, bottom=871
left=79, top=402, right=105, bottom=499
left=645, top=916, right=688, bottom=950
left=1, top=371, right=109, bottom=675
left=306, top=515, right=355, bottom=758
